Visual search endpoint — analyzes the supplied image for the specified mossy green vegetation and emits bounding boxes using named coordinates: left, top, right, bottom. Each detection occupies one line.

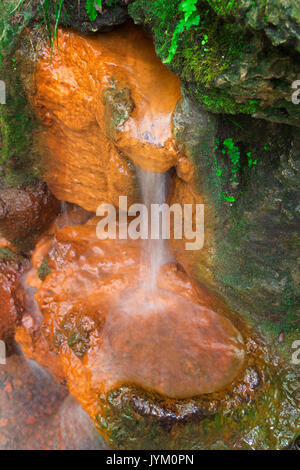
left=206, top=0, right=238, bottom=16
left=53, top=312, right=92, bottom=359
left=173, top=99, right=299, bottom=358
left=0, top=0, right=38, bottom=187
left=130, top=0, right=248, bottom=88
left=129, top=0, right=300, bottom=124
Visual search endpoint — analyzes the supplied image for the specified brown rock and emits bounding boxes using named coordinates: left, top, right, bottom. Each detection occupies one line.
left=0, top=182, right=60, bottom=252
left=0, top=248, right=28, bottom=350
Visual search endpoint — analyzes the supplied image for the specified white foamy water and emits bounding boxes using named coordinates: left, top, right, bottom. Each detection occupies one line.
left=136, top=167, right=174, bottom=291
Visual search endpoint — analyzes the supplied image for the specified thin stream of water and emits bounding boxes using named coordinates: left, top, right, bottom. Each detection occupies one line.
left=136, top=168, right=174, bottom=291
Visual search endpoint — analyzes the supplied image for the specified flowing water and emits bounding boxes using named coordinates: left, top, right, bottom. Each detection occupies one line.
left=136, top=167, right=174, bottom=292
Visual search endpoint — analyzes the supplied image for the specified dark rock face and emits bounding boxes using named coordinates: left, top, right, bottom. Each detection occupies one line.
left=0, top=182, right=60, bottom=252
left=63, top=0, right=134, bottom=34
left=172, top=94, right=300, bottom=353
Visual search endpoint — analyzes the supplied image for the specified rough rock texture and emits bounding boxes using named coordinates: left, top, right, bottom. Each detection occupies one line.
left=0, top=182, right=60, bottom=252
left=129, top=0, right=300, bottom=126
left=62, top=0, right=134, bottom=34
left=15, top=220, right=299, bottom=450
left=0, top=345, right=107, bottom=450
left=172, top=93, right=300, bottom=356
left=0, top=246, right=28, bottom=350
left=29, top=24, right=182, bottom=211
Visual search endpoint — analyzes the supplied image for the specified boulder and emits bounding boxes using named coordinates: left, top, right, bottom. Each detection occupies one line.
left=0, top=182, right=60, bottom=252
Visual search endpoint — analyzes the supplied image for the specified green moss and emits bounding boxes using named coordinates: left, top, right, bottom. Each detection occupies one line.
left=130, top=1, right=248, bottom=89
left=66, top=326, right=90, bottom=358
left=0, top=1, right=39, bottom=187
left=37, top=257, right=51, bottom=281
left=0, top=246, right=18, bottom=261
left=190, top=85, right=260, bottom=115
left=53, top=312, right=92, bottom=358
left=206, top=0, right=238, bottom=16
left=129, top=1, right=299, bottom=123
left=129, top=1, right=254, bottom=115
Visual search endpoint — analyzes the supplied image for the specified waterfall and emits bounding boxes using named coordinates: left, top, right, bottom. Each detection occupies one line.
left=136, top=167, right=174, bottom=291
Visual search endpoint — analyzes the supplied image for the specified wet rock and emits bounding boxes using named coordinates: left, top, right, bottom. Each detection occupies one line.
left=28, top=25, right=181, bottom=212
left=15, top=220, right=299, bottom=449
left=97, top=365, right=299, bottom=450
left=0, top=346, right=106, bottom=450
left=102, top=81, right=135, bottom=140
left=0, top=182, right=60, bottom=252
left=235, top=0, right=300, bottom=49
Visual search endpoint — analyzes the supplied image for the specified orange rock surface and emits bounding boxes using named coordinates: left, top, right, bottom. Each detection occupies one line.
left=168, top=173, right=216, bottom=286
left=15, top=218, right=247, bottom=426
left=31, top=24, right=182, bottom=211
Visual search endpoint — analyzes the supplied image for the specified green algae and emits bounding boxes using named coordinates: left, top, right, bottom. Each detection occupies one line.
left=53, top=312, right=93, bottom=359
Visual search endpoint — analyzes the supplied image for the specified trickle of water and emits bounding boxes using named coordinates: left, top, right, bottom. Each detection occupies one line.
left=136, top=167, right=174, bottom=291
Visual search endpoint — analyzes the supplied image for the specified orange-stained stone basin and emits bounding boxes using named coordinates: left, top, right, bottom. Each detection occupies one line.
left=18, top=218, right=245, bottom=412
left=102, top=287, right=244, bottom=398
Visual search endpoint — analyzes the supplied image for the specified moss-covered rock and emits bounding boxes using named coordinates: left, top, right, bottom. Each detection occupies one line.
left=172, top=93, right=300, bottom=359
left=62, top=0, right=134, bottom=34
left=102, top=80, right=135, bottom=140
left=96, top=358, right=299, bottom=449
left=0, top=0, right=40, bottom=187
left=129, top=0, right=300, bottom=126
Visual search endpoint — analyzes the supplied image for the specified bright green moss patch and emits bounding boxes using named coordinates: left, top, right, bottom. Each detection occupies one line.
left=130, top=1, right=248, bottom=89
left=129, top=0, right=252, bottom=114
left=129, top=0, right=300, bottom=124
